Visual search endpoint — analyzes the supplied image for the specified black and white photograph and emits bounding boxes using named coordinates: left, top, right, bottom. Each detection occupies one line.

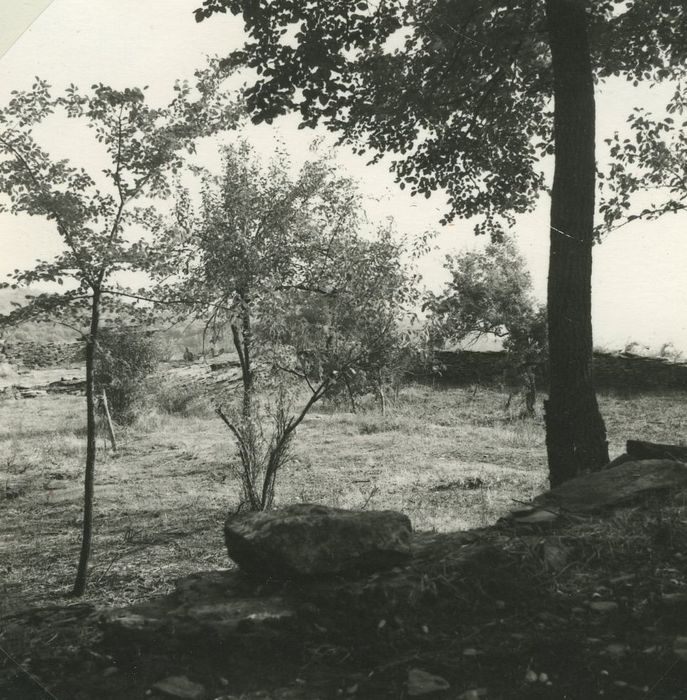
left=1, top=1, right=686, bottom=698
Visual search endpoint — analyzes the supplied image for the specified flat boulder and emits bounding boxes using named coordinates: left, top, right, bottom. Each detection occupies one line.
left=538, top=459, right=687, bottom=513
left=224, top=503, right=412, bottom=577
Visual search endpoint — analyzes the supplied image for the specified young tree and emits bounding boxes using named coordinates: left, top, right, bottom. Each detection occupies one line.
left=94, top=326, right=162, bottom=425
left=194, top=0, right=686, bottom=484
left=0, top=70, right=239, bottom=595
left=425, top=239, right=547, bottom=414
left=156, top=142, right=418, bottom=509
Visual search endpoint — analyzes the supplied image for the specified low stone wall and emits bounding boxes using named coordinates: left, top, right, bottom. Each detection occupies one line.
left=0, top=340, right=82, bottom=368
left=429, top=350, right=687, bottom=392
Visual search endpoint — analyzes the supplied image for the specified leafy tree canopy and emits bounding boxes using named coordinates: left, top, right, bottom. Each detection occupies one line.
left=155, top=141, right=420, bottom=390
left=425, top=238, right=546, bottom=362
left=194, top=0, right=686, bottom=235
left=0, top=63, right=241, bottom=328
left=599, top=84, right=687, bottom=233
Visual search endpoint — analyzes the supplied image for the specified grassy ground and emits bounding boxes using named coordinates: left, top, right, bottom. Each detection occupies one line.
left=0, top=381, right=551, bottom=611
left=3, top=382, right=687, bottom=612
left=1, top=379, right=687, bottom=698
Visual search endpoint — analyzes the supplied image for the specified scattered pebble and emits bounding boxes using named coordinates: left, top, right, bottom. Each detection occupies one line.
left=103, top=666, right=118, bottom=677
left=661, top=592, right=687, bottom=605
left=407, top=668, right=450, bottom=696
left=458, top=689, right=487, bottom=700
left=673, top=636, right=687, bottom=661
left=524, top=670, right=538, bottom=683
left=152, top=675, right=206, bottom=700
left=589, top=601, right=619, bottom=613
left=462, top=648, right=481, bottom=657
left=604, top=643, right=628, bottom=657
left=538, top=673, right=549, bottom=683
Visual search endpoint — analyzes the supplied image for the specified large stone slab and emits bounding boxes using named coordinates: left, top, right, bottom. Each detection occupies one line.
left=535, top=459, right=687, bottom=514
left=224, top=504, right=412, bottom=577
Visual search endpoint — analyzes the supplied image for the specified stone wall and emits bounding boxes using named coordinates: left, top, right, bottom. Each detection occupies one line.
left=0, top=340, right=82, bottom=368
left=429, top=350, right=687, bottom=392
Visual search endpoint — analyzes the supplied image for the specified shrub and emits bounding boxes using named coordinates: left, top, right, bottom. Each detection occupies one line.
left=149, top=378, right=211, bottom=417
left=95, top=327, right=162, bottom=424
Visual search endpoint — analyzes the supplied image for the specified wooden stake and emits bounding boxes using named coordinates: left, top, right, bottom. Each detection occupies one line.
left=100, top=389, right=117, bottom=452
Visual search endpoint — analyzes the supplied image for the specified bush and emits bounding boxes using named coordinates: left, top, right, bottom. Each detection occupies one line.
left=149, top=378, right=211, bottom=417
left=95, top=328, right=162, bottom=424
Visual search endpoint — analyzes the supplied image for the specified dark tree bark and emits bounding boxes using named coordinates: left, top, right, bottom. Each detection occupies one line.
left=73, top=288, right=101, bottom=596
left=544, top=0, right=609, bottom=486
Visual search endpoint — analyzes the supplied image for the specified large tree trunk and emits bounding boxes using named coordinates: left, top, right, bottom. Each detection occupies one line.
left=544, top=0, right=609, bottom=487
left=73, top=288, right=101, bottom=596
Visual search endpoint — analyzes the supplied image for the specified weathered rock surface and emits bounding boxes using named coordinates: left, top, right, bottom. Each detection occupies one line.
left=539, top=459, right=687, bottom=512
left=602, top=440, right=687, bottom=471
left=101, top=570, right=296, bottom=649
left=224, top=504, right=412, bottom=577
left=407, top=667, right=450, bottom=696
left=152, top=675, right=206, bottom=700
left=510, top=460, right=687, bottom=523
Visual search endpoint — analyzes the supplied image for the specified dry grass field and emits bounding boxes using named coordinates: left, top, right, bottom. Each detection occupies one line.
left=2, top=377, right=686, bottom=613
left=2, top=375, right=687, bottom=699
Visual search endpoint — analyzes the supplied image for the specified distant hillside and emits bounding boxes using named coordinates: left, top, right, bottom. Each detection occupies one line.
left=0, top=288, right=82, bottom=343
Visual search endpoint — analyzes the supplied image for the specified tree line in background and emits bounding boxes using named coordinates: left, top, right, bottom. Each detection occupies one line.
left=1, top=0, right=685, bottom=594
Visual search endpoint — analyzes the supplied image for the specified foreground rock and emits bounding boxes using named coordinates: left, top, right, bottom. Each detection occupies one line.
left=102, top=570, right=296, bottom=649
left=512, top=459, right=687, bottom=522
left=224, top=504, right=412, bottom=577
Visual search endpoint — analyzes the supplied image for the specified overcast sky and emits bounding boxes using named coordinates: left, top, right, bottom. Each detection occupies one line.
left=1, top=0, right=685, bottom=353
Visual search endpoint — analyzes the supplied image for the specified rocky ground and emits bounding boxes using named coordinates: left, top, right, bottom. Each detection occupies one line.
left=2, top=460, right=687, bottom=700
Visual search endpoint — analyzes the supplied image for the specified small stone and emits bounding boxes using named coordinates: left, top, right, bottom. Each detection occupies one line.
left=103, top=666, right=118, bottom=677
left=538, top=673, right=549, bottom=683
left=407, top=668, right=450, bottom=696
left=543, top=542, right=569, bottom=571
left=495, top=600, right=506, bottom=610
left=463, top=648, right=481, bottom=657
left=458, top=690, right=487, bottom=700
left=605, top=643, right=628, bottom=657
left=589, top=601, right=618, bottom=613
left=661, top=593, right=687, bottom=605
left=674, top=636, right=687, bottom=661
left=524, top=670, right=538, bottom=683
left=152, top=675, right=206, bottom=700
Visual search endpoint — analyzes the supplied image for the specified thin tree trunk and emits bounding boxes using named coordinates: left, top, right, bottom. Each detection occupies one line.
left=73, top=288, right=101, bottom=596
left=377, top=381, right=387, bottom=416
left=545, top=0, right=609, bottom=487
left=240, top=297, right=253, bottom=422
left=344, top=375, right=357, bottom=413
